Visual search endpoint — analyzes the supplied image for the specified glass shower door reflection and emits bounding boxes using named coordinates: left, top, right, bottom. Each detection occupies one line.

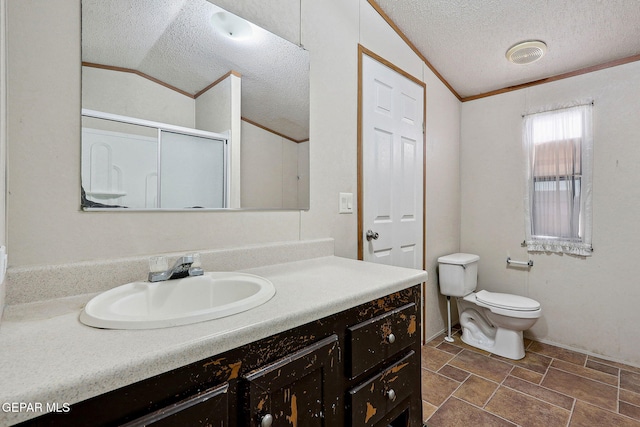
left=159, top=131, right=227, bottom=209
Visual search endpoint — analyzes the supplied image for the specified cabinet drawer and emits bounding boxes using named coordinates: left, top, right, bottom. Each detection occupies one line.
left=244, top=335, right=341, bottom=427
left=349, top=351, right=416, bottom=427
left=347, top=303, right=417, bottom=378
left=121, top=382, right=229, bottom=427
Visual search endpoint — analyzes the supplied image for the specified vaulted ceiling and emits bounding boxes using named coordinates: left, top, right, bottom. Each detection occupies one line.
left=82, top=0, right=309, bottom=141
left=371, top=0, right=640, bottom=101
left=82, top=0, right=640, bottom=127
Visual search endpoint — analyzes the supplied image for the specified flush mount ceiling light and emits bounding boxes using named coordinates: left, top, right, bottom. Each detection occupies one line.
left=506, top=40, right=547, bottom=65
left=211, top=11, right=253, bottom=40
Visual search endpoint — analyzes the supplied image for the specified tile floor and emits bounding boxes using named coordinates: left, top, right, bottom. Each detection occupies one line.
left=422, top=327, right=640, bottom=427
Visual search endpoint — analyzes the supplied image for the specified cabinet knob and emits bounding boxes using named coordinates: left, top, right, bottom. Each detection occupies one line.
left=260, top=414, right=273, bottom=427
left=387, top=389, right=397, bottom=401
left=388, top=333, right=396, bottom=344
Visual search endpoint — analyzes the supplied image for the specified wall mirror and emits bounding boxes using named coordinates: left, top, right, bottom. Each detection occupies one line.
left=81, top=0, right=310, bottom=210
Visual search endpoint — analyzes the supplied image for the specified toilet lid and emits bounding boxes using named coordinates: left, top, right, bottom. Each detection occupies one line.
left=475, top=290, right=540, bottom=311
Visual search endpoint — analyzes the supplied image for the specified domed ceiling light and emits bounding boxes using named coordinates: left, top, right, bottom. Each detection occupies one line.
left=211, top=11, right=253, bottom=40
left=506, top=40, right=547, bottom=65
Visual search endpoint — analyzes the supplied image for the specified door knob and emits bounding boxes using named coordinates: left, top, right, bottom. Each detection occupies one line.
left=366, top=230, right=379, bottom=241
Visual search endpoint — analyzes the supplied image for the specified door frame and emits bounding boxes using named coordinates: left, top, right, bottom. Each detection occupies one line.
left=357, top=44, right=426, bottom=269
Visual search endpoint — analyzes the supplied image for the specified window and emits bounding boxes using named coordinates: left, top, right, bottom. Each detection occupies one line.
left=523, top=104, right=593, bottom=256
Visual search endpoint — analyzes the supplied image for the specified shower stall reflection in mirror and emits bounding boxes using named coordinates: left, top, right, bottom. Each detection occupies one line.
left=81, top=109, right=228, bottom=210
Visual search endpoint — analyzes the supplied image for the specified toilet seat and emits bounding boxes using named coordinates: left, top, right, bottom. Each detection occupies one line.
left=464, top=290, right=542, bottom=319
left=475, top=290, right=540, bottom=311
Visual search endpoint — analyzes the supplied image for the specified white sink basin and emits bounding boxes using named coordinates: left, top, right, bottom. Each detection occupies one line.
left=79, top=272, right=276, bottom=329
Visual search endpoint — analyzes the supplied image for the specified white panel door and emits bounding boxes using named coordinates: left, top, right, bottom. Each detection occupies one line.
left=362, top=55, right=424, bottom=269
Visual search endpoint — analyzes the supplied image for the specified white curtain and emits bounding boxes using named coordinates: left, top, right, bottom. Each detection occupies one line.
left=523, top=104, right=593, bottom=256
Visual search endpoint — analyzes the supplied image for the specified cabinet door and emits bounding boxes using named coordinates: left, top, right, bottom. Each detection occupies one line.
left=121, top=382, right=229, bottom=427
left=244, top=335, right=341, bottom=427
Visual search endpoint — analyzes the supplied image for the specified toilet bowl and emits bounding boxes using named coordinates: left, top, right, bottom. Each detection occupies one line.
left=438, top=253, right=541, bottom=360
left=458, top=290, right=541, bottom=359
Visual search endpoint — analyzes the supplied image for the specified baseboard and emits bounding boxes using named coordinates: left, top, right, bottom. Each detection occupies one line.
left=526, top=335, right=640, bottom=370
left=426, top=327, right=640, bottom=370
left=425, top=328, right=447, bottom=344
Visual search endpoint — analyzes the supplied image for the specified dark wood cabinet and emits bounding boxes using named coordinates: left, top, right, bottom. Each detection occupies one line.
left=18, top=285, right=422, bottom=427
left=244, top=335, right=340, bottom=426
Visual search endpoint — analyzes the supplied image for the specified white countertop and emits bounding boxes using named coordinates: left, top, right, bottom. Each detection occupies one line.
left=0, top=256, right=427, bottom=425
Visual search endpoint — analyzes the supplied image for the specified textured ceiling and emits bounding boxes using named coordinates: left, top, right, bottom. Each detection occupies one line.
left=373, top=0, right=640, bottom=100
left=82, top=0, right=309, bottom=141
left=82, top=0, right=640, bottom=124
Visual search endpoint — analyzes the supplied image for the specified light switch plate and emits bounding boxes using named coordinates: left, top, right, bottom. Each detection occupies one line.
left=339, top=192, right=353, bottom=214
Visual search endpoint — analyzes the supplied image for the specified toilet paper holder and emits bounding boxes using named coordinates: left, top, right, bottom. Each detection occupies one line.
left=506, top=257, right=533, bottom=267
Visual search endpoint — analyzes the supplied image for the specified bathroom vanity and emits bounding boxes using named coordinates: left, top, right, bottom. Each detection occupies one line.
left=1, top=255, right=427, bottom=427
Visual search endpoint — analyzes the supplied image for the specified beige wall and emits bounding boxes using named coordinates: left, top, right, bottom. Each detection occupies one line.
left=297, top=141, right=310, bottom=208
left=5, top=0, right=462, bottom=341
left=241, top=121, right=286, bottom=208
left=460, top=61, right=640, bottom=365
left=195, top=75, right=232, bottom=134
left=422, top=62, right=462, bottom=342
left=82, top=67, right=195, bottom=128
left=0, top=0, right=7, bottom=314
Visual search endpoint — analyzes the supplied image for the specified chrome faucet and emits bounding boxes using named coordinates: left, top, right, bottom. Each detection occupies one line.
left=148, top=255, right=204, bottom=282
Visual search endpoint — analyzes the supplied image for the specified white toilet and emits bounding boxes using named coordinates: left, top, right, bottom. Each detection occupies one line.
left=437, top=253, right=541, bottom=360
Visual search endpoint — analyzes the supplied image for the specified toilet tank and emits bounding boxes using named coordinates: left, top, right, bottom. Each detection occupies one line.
left=437, top=253, right=480, bottom=297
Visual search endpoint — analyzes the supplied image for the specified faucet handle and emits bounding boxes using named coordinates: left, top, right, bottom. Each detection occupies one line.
left=189, top=266, right=204, bottom=277
left=186, top=253, right=201, bottom=268
left=149, top=256, right=168, bottom=273
left=186, top=253, right=204, bottom=277
left=185, top=252, right=204, bottom=276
